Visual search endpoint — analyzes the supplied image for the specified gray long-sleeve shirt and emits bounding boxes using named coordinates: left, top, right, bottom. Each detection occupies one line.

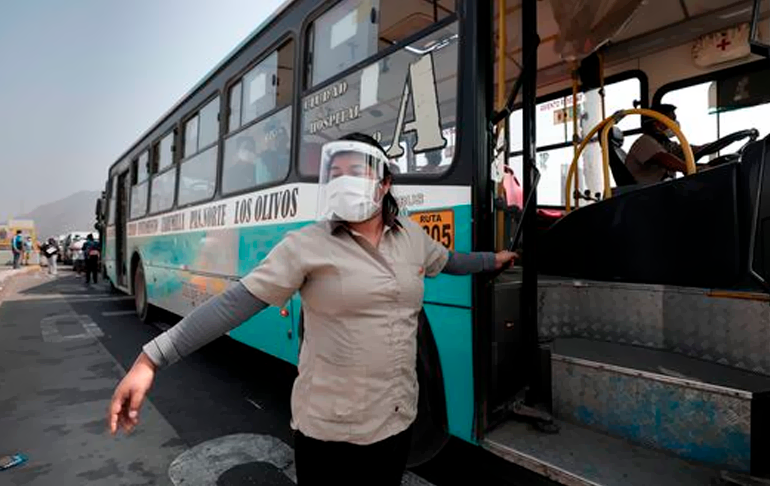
left=142, top=250, right=496, bottom=368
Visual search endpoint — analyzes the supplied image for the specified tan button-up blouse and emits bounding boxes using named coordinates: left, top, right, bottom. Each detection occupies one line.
left=241, top=217, right=449, bottom=445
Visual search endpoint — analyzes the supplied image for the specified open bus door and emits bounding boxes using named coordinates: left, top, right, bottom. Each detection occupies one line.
left=115, top=170, right=129, bottom=288
left=482, top=1, right=770, bottom=485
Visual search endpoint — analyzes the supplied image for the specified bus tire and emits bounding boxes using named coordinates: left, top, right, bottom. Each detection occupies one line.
left=133, top=262, right=155, bottom=323
left=407, top=310, right=450, bottom=467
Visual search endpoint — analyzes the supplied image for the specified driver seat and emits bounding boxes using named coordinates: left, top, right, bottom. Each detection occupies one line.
left=605, top=126, right=637, bottom=187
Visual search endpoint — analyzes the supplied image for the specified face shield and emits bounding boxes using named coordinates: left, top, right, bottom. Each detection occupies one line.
left=317, top=140, right=389, bottom=223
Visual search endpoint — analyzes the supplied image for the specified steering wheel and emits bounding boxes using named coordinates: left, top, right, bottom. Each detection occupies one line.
left=695, top=129, right=760, bottom=165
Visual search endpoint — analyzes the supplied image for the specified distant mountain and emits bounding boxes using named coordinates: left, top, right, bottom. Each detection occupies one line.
left=14, top=190, right=101, bottom=240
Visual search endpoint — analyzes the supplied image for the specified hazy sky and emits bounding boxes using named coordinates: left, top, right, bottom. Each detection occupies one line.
left=0, top=0, right=286, bottom=221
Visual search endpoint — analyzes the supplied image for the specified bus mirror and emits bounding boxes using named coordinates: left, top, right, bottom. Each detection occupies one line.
left=95, top=198, right=103, bottom=219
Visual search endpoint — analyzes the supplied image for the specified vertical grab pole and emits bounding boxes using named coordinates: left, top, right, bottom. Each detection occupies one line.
left=495, top=0, right=508, bottom=252
left=521, top=0, right=539, bottom=402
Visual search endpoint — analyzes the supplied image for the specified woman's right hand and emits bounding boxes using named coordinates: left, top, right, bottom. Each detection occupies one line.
left=108, top=352, right=156, bottom=435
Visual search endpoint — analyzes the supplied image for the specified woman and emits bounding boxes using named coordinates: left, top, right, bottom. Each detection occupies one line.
left=42, top=237, right=59, bottom=276
left=108, top=133, right=516, bottom=485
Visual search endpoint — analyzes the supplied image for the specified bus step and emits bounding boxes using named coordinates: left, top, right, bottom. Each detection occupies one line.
left=483, top=419, right=720, bottom=486
left=549, top=337, right=770, bottom=475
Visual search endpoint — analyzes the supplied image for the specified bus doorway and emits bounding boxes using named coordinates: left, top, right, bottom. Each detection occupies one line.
left=115, top=170, right=129, bottom=288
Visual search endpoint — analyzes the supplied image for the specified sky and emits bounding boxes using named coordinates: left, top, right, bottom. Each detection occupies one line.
left=0, top=0, right=286, bottom=221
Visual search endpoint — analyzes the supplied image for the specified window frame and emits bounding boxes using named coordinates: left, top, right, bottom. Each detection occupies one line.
left=221, top=34, right=297, bottom=198
left=129, top=149, right=150, bottom=220
left=182, top=94, right=221, bottom=161
left=177, top=145, right=220, bottom=208
left=148, top=128, right=178, bottom=216
left=176, top=93, right=222, bottom=210
left=653, top=59, right=770, bottom=151
left=507, top=70, right=648, bottom=207
left=302, top=1, right=458, bottom=91
left=297, top=5, right=461, bottom=183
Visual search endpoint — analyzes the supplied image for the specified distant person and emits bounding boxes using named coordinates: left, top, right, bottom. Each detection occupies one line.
left=23, top=236, right=32, bottom=265
left=625, top=103, right=711, bottom=186
left=11, top=230, right=23, bottom=269
left=41, top=238, right=59, bottom=276
left=82, top=234, right=100, bottom=285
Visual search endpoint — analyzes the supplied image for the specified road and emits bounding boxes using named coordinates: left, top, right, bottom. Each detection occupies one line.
left=0, top=268, right=550, bottom=486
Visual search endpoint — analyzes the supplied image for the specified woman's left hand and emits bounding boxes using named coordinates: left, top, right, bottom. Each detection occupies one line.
left=494, top=251, right=518, bottom=270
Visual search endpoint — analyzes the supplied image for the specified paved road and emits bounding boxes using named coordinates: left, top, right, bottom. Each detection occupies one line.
left=0, top=269, right=550, bottom=486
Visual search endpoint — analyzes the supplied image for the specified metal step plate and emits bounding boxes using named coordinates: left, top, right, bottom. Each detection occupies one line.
left=538, top=278, right=770, bottom=375
left=550, top=338, right=770, bottom=472
left=483, top=420, right=721, bottom=486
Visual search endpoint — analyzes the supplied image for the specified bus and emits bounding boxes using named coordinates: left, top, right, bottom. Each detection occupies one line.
left=97, top=0, right=770, bottom=484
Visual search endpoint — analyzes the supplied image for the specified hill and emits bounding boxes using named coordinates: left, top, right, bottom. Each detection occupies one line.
left=15, top=190, right=101, bottom=240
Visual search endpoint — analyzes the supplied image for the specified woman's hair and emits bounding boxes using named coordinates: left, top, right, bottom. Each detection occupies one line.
left=338, top=132, right=400, bottom=225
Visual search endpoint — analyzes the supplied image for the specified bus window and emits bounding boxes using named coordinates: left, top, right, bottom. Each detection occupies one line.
left=222, top=40, right=294, bottom=195
left=661, top=68, right=770, bottom=154
left=300, top=21, right=459, bottom=177
left=178, top=97, right=219, bottom=206
left=150, top=170, right=176, bottom=213
left=149, top=130, right=177, bottom=214
left=130, top=151, right=149, bottom=219
left=155, top=130, right=175, bottom=173
left=660, top=82, right=718, bottom=147
left=508, top=74, right=643, bottom=205
left=222, top=107, right=292, bottom=194
left=178, top=147, right=217, bottom=206
left=231, top=41, right=294, bottom=131
left=511, top=76, right=642, bottom=152
left=108, top=177, right=117, bottom=225
left=307, top=0, right=456, bottom=87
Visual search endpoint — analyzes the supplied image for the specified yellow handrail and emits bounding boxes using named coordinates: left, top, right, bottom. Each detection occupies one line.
left=564, top=109, right=695, bottom=212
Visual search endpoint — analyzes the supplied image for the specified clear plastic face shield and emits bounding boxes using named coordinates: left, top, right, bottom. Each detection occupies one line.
left=317, top=140, right=389, bottom=223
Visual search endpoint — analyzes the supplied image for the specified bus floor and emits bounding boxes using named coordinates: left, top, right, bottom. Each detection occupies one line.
left=0, top=270, right=548, bottom=486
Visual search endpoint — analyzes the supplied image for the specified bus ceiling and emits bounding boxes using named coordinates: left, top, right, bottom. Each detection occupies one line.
left=495, top=0, right=770, bottom=92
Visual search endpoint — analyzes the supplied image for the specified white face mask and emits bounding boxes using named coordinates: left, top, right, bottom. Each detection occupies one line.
left=324, top=175, right=382, bottom=222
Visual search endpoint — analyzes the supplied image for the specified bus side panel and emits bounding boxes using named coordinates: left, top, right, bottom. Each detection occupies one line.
left=422, top=204, right=472, bottom=307
left=425, top=304, right=474, bottom=444
left=420, top=201, right=474, bottom=444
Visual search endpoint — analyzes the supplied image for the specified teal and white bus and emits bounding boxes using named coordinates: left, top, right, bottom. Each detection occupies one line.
left=98, top=0, right=770, bottom=483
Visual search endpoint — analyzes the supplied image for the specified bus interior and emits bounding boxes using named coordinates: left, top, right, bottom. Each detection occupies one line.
left=485, top=0, right=770, bottom=484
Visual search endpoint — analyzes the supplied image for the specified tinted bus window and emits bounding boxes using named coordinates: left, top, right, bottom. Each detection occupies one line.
left=136, top=151, right=149, bottom=183
left=300, top=22, right=459, bottom=177
left=222, top=106, right=292, bottom=194
left=660, top=72, right=770, bottom=154
left=155, top=131, right=175, bottom=172
left=184, top=97, right=220, bottom=158
left=178, top=146, right=217, bottom=205
left=229, top=40, right=294, bottom=133
left=150, top=169, right=176, bottom=213
left=130, top=182, right=148, bottom=219
left=508, top=75, right=643, bottom=206
left=308, top=0, right=456, bottom=87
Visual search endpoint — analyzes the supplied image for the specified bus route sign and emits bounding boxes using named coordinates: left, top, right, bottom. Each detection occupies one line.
left=409, top=209, right=455, bottom=251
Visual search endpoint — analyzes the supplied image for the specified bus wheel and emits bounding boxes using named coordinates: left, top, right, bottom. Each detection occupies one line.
left=133, top=263, right=155, bottom=323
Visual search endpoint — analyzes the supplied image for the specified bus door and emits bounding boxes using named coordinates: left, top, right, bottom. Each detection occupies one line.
left=115, top=170, right=130, bottom=287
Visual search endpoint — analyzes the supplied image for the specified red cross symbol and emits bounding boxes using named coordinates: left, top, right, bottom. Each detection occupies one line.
left=717, top=36, right=731, bottom=51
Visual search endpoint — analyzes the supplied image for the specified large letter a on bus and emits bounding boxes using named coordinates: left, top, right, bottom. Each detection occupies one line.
left=386, top=53, right=447, bottom=158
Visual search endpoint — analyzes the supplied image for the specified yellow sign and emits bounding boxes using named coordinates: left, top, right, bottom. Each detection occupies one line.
left=409, top=209, right=454, bottom=251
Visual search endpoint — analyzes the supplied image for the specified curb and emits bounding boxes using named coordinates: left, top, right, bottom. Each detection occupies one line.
left=0, top=266, right=41, bottom=289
